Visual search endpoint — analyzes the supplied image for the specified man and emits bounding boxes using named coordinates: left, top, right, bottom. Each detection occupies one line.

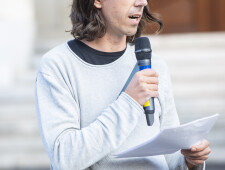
left=35, top=0, right=211, bottom=169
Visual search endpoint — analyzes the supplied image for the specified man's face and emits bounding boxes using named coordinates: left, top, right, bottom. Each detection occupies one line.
left=95, top=0, right=147, bottom=38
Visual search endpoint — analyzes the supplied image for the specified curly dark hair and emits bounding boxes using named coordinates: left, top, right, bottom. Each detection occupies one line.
left=69, top=0, right=163, bottom=43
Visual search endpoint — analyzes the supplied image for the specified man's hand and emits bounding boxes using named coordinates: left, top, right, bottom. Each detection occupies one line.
left=125, top=69, right=159, bottom=106
left=181, top=139, right=211, bottom=170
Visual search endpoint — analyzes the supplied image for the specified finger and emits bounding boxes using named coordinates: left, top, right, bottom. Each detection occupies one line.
left=181, top=147, right=211, bottom=156
left=144, top=77, right=158, bottom=84
left=140, top=69, right=158, bottom=77
left=145, top=84, right=158, bottom=91
left=146, top=90, right=159, bottom=98
left=186, top=157, right=205, bottom=166
left=135, top=73, right=158, bottom=85
left=185, top=155, right=209, bottom=161
left=191, top=139, right=210, bottom=152
left=183, top=149, right=210, bottom=159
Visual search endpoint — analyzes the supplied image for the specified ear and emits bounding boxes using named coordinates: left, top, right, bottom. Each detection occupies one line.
left=94, top=0, right=102, bottom=9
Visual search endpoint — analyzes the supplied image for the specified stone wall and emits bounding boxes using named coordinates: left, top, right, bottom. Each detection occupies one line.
left=34, top=0, right=72, bottom=47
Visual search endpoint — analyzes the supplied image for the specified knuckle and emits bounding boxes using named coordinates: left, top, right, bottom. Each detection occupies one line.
left=190, top=160, right=197, bottom=165
left=205, top=139, right=210, bottom=145
left=142, top=69, right=149, bottom=75
left=206, top=148, right=211, bottom=155
left=208, top=148, right=211, bottom=154
left=196, top=160, right=204, bottom=165
left=139, top=84, right=146, bottom=91
left=205, top=141, right=210, bottom=147
left=155, top=85, right=158, bottom=91
left=135, top=76, right=141, bottom=83
left=144, top=88, right=149, bottom=94
left=150, top=91, right=157, bottom=98
left=196, top=153, right=201, bottom=157
left=151, top=69, right=156, bottom=74
left=147, top=90, right=153, bottom=96
left=151, top=91, right=158, bottom=97
left=138, top=76, right=144, bottom=83
left=193, top=160, right=199, bottom=165
left=135, top=72, right=141, bottom=79
left=136, top=71, right=141, bottom=76
left=155, top=78, right=159, bottom=84
left=181, top=150, right=185, bottom=155
left=200, top=160, right=204, bottom=164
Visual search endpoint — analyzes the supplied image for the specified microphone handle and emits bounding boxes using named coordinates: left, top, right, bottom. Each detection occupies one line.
left=143, top=98, right=155, bottom=126
left=138, top=59, right=155, bottom=126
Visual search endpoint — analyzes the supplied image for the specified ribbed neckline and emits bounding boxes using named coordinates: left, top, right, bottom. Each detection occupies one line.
left=72, top=39, right=126, bottom=58
left=66, top=40, right=134, bottom=69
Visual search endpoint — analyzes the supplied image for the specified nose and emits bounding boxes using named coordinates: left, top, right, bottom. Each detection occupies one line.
left=134, top=0, right=148, bottom=7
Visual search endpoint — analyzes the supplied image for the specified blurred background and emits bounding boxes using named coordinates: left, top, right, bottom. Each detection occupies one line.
left=0, top=0, right=224, bottom=169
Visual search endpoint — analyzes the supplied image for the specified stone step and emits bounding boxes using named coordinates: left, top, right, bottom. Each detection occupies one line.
left=149, top=33, right=225, bottom=50
left=0, top=136, right=44, bottom=151
left=156, top=45, right=225, bottom=55
left=168, top=48, right=225, bottom=59
left=0, top=140, right=49, bottom=168
left=0, top=136, right=49, bottom=167
left=180, top=115, right=225, bottom=140
left=0, top=87, right=34, bottom=105
left=0, top=104, right=35, bottom=116
left=0, top=119, right=38, bottom=136
left=166, top=58, right=225, bottom=70
left=207, top=146, right=225, bottom=164
left=170, top=70, right=225, bottom=83
left=0, top=152, right=49, bottom=169
left=15, top=69, right=37, bottom=87
left=176, top=99, right=225, bottom=116
left=173, top=81, right=225, bottom=98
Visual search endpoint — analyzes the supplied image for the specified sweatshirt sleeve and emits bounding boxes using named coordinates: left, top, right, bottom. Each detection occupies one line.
left=158, top=60, right=205, bottom=170
left=35, top=72, right=143, bottom=170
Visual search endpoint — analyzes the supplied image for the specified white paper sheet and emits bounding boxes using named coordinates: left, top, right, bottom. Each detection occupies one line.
left=115, top=114, right=219, bottom=158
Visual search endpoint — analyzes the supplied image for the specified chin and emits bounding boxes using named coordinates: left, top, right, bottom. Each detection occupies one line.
left=126, top=30, right=138, bottom=36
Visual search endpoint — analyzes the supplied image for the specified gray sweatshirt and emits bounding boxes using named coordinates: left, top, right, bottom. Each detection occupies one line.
left=35, top=42, right=204, bottom=170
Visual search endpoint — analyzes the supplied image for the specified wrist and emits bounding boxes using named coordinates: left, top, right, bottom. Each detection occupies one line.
left=185, top=159, right=195, bottom=170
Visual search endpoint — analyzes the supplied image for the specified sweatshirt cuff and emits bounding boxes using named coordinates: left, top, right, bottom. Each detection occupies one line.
left=120, top=92, right=144, bottom=113
left=184, top=160, right=205, bottom=170
left=192, top=162, right=205, bottom=170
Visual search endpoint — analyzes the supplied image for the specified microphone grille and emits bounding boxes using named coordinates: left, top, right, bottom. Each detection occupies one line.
left=135, top=37, right=152, bottom=60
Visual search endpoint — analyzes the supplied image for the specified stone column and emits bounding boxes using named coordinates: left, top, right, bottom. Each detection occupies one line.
left=0, top=0, right=35, bottom=89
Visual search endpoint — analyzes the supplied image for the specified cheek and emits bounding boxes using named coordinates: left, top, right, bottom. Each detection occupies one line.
left=103, top=9, right=124, bottom=26
left=101, top=2, right=129, bottom=27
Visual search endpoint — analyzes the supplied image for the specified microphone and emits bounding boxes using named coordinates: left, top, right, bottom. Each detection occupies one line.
left=135, top=37, right=155, bottom=126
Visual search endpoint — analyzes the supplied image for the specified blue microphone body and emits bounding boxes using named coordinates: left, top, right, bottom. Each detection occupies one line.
left=135, top=37, right=155, bottom=126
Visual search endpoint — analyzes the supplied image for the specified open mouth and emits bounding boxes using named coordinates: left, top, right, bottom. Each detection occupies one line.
left=129, top=15, right=141, bottom=20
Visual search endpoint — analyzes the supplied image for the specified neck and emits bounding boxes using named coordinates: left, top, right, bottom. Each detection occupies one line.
left=81, top=33, right=127, bottom=52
